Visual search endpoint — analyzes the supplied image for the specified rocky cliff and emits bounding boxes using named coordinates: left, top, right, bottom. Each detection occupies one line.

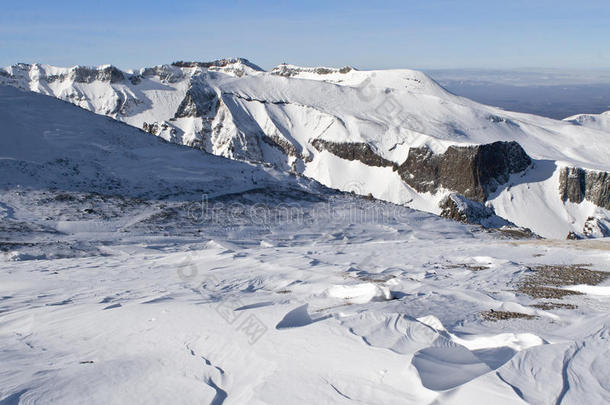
left=174, top=80, right=219, bottom=119
left=559, top=167, right=610, bottom=210
left=397, top=141, right=531, bottom=202
left=310, top=140, right=396, bottom=168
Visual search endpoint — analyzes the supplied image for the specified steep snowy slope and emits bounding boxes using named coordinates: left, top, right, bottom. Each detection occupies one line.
left=0, top=84, right=317, bottom=199
left=2, top=60, right=609, bottom=238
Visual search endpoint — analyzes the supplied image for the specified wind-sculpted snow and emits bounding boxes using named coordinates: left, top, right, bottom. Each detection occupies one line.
left=1, top=60, right=610, bottom=238
left=2, top=190, right=609, bottom=403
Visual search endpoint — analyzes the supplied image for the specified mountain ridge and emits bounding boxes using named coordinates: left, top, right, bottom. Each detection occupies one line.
left=2, top=59, right=609, bottom=238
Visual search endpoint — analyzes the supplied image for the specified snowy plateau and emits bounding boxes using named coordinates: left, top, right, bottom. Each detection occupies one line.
left=0, top=59, right=609, bottom=404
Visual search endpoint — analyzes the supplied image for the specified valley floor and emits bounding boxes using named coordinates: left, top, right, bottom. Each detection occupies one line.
left=1, top=190, right=610, bottom=404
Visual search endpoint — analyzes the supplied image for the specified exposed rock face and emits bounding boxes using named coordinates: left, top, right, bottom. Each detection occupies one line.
left=171, top=59, right=264, bottom=77
left=559, top=167, right=610, bottom=210
left=72, top=66, right=124, bottom=83
left=310, top=139, right=395, bottom=168
left=0, top=64, right=125, bottom=84
left=142, top=122, right=177, bottom=140
left=142, top=122, right=162, bottom=136
left=566, top=231, right=581, bottom=240
left=128, top=75, right=142, bottom=85
left=398, top=141, right=531, bottom=202
left=262, top=134, right=308, bottom=161
left=172, top=58, right=263, bottom=71
left=141, top=65, right=184, bottom=83
left=271, top=64, right=353, bottom=77
left=582, top=217, right=610, bottom=238
left=439, top=193, right=512, bottom=227
left=174, top=80, right=219, bottom=118
left=439, top=193, right=535, bottom=237
left=46, top=66, right=124, bottom=84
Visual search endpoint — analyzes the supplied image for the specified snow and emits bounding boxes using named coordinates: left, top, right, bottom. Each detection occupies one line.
left=3, top=230, right=610, bottom=403
left=0, top=85, right=318, bottom=200
left=564, top=110, right=610, bottom=132
left=325, top=282, right=393, bottom=304
left=2, top=62, right=610, bottom=238
left=1, top=86, right=610, bottom=403
left=564, top=285, right=610, bottom=296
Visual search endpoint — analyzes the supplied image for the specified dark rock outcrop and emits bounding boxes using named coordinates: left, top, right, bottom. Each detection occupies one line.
left=142, top=122, right=176, bottom=138
left=174, top=81, right=219, bottom=118
left=582, top=217, right=610, bottom=238
left=261, top=134, right=308, bottom=161
left=271, top=64, right=353, bottom=77
left=142, top=122, right=161, bottom=136
left=584, top=217, right=610, bottom=237
left=439, top=193, right=535, bottom=237
left=72, top=66, right=124, bottom=83
left=172, top=58, right=264, bottom=72
left=566, top=231, right=582, bottom=240
left=141, top=65, right=184, bottom=83
left=558, top=167, right=610, bottom=210
left=439, top=193, right=512, bottom=227
left=128, top=75, right=142, bottom=85
left=397, top=141, right=531, bottom=202
left=1, top=65, right=126, bottom=84
left=310, top=139, right=396, bottom=168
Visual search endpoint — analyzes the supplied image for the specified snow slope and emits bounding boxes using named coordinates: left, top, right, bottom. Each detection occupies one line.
left=2, top=61, right=609, bottom=238
left=5, top=229, right=610, bottom=404
left=2, top=77, right=610, bottom=404
left=564, top=110, right=610, bottom=132
left=0, top=84, right=319, bottom=199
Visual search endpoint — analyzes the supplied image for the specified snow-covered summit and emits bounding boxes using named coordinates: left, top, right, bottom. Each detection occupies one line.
left=564, top=110, right=610, bottom=132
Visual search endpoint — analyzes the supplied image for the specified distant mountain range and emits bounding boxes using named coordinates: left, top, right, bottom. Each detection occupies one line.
left=2, top=59, right=609, bottom=238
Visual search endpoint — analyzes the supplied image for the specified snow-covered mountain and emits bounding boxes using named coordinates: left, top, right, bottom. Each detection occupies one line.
left=2, top=83, right=610, bottom=405
left=564, top=110, right=610, bottom=132
left=2, top=59, right=609, bottom=238
left=0, top=84, right=319, bottom=201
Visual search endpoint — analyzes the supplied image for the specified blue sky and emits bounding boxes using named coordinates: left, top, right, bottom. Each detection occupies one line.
left=2, top=0, right=609, bottom=70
